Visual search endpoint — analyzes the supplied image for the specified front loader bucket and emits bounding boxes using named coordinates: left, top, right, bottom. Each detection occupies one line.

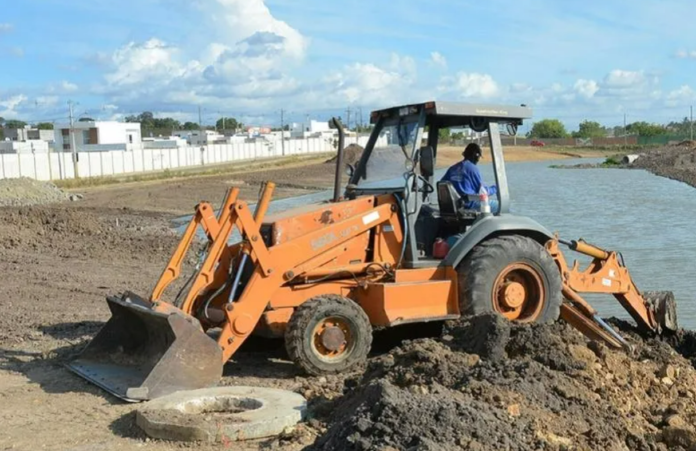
left=66, top=292, right=223, bottom=402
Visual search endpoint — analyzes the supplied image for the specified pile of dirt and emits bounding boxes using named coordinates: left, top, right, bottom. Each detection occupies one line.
left=311, top=314, right=696, bottom=451
left=632, top=144, right=696, bottom=188
left=325, top=144, right=364, bottom=167
left=0, top=206, right=180, bottom=260
left=0, top=177, right=74, bottom=207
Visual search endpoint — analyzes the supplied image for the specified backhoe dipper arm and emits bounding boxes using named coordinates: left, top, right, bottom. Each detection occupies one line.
left=545, top=238, right=658, bottom=333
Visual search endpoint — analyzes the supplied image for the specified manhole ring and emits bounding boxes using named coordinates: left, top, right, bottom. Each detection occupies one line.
left=136, top=386, right=307, bottom=442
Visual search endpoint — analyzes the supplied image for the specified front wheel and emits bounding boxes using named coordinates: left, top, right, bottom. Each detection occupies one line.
left=285, top=295, right=372, bottom=376
left=458, top=235, right=562, bottom=323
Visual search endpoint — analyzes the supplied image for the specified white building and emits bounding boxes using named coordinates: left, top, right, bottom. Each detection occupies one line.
left=54, top=121, right=142, bottom=152
left=3, top=127, right=55, bottom=142
left=0, top=140, right=50, bottom=154
left=142, top=137, right=188, bottom=149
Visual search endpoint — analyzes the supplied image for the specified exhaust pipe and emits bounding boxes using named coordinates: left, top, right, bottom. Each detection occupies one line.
left=331, top=117, right=345, bottom=202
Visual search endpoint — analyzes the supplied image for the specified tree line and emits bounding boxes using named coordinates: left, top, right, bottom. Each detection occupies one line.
left=527, top=118, right=694, bottom=139
left=124, top=112, right=244, bottom=132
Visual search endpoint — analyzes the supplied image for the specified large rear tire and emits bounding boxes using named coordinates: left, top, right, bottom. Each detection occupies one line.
left=458, top=235, right=562, bottom=324
left=285, top=295, right=372, bottom=376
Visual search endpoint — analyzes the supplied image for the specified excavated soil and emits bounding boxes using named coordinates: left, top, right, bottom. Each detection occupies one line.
left=0, top=177, right=73, bottom=206
left=633, top=141, right=696, bottom=188
left=311, top=315, right=696, bottom=451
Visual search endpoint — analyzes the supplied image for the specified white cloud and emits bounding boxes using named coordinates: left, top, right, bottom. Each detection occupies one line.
left=322, top=54, right=418, bottom=105
left=60, top=81, right=78, bottom=92
left=574, top=79, right=599, bottom=99
left=430, top=52, right=447, bottom=68
left=603, top=69, right=648, bottom=88
left=676, top=50, right=696, bottom=59
left=665, top=85, right=696, bottom=107
left=105, top=39, right=188, bottom=88
left=94, top=0, right=310, bottom=109
left=0, top=94, right=27, bottom=117
left=0, top=23, right=12, bottom=35
left=442, top=72, right=500, bottom=99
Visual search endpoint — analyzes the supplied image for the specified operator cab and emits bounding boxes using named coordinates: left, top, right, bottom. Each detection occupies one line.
left=344, top=101, right=531, bottom=267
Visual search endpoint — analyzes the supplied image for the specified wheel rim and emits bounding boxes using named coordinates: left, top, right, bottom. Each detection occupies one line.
left=311, top=317, right=353, bottom=362
left=492, top=263, right=545, bottom=322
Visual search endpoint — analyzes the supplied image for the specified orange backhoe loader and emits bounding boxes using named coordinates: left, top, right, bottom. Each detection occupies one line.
left=67, top=102, right=678, bottom=402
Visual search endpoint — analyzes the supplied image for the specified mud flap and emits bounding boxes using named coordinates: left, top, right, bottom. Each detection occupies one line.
left=644, top=290, right=679, bottom=334
left=66, top=292, right=223, bottom=402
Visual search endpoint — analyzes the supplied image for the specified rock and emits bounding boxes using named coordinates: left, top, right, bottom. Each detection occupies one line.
left=68, top=193, right=84, bottom=202
left=662, top=426, right=696, bottom=449
left=659, top=364, right=677, bottom=380
left=661, top=377, right=674, bottom=386
left=568, top=344, right=597, bottom=367
left=507, top=404, right=521, bottom=417
left=664, top=414, right=685, bottom=428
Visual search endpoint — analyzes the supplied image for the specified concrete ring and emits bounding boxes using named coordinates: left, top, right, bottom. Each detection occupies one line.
left=135, top=386, right=307, bottom=443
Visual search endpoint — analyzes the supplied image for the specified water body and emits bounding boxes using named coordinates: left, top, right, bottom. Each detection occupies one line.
left=173, top=158, right=696, bottom=328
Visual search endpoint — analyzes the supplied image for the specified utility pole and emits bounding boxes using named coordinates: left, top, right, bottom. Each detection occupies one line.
left=280, top=109, right=285, bottom=156
left=68, top=100, right=79, bottom=178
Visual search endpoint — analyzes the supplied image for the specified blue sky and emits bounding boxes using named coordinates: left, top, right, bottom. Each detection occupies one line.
left=1, top=0, right=695, bottom=129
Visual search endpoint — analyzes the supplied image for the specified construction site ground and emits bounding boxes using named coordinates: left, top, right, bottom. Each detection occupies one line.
left=4, top=145, right=696, bottom=451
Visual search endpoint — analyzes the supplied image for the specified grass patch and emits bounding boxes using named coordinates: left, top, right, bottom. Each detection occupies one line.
left=54, top=153, right=335, bottom=190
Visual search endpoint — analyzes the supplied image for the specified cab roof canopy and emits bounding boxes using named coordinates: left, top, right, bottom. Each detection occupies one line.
left=369, top=101, right=533, bottom=129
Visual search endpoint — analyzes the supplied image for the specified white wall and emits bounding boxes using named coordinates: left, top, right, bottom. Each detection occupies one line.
left=0, top=135, right=384, bottom=181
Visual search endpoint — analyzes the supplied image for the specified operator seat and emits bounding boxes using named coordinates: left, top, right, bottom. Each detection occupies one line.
left=437, top=181, right=479, bottom=231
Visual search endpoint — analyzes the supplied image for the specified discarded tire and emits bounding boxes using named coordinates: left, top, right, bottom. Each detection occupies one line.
left=136, top=386, right=306, bottom=442
left=458, top=235, right=562, bottom=324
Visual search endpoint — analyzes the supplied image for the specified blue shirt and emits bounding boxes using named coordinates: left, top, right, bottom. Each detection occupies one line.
left=441, top=160, right=497, bottom=208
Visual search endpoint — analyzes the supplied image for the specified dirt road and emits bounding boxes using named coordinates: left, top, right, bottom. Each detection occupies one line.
left=0, top=146, right=621, bottom=451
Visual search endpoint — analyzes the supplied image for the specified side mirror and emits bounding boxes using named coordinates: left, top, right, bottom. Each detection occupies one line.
left=419, top=146, right=434, bottom=178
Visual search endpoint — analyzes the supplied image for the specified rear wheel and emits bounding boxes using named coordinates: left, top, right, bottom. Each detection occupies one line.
left=285, top=295, right=372, bottom=376
left=458, top=235, right=562, bottom=323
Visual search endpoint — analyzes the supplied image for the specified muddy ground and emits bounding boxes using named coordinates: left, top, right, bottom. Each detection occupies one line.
left=0, top=146, right=689, bottom=451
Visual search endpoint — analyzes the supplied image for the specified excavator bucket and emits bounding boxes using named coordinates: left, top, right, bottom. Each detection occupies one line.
left=66, top=292, right=223, bottom=402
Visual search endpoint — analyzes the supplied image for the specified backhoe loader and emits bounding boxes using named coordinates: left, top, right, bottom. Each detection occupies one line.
left=67, top=102, right=678, bottom=402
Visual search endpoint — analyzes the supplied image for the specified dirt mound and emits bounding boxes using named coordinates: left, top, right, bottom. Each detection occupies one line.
left=325, top=144, right=364, bottom=167
left=632, top=146, right=696, bottom=188
left=0, top=177, right=72, bottom=207
left=0, top=206, right=179, bottom=260
left=312, top=314, right=696, bottom=451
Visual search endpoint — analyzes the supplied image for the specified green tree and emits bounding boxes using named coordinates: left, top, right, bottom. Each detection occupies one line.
left=152, top=117, right=181, bottom=130
left=36, top=122, right=54, bottom=130
left=216, top=117, right=239, bottom=131
left=0, top=117, right=5, bottom=126
left=572, top=120, right=607, bottom=139
left=626, top=121, right=666, bottom=137
left=438, top=128, right=451, bottom=142
left=4, top=120, right=27, bottom=129
left=182, top=122, right=199, bottom=130
left=528, top=119, right=568, bottom=139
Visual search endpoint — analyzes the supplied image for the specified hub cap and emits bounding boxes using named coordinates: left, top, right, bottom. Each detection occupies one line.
left=492, top=263, right=545, bottom=322
left=312, top=317, right=352, bottom=360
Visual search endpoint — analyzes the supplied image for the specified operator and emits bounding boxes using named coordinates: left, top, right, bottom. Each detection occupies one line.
left=441, top=143, right=498, bottom=211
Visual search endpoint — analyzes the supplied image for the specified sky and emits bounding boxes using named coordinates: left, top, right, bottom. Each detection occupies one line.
left=1, top=0, right=695, bottom=130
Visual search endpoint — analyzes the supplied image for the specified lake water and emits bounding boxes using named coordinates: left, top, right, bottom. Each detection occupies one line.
left=173, top=158, right=696, bottom=328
